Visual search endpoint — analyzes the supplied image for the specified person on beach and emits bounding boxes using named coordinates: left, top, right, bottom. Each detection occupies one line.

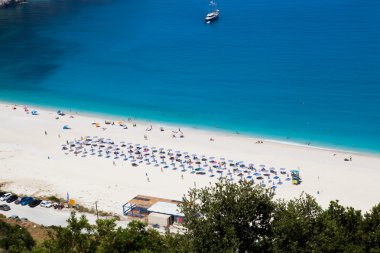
left=45, top=130, right=47, bottom=135
left=113, top=161, right=116, bottom=166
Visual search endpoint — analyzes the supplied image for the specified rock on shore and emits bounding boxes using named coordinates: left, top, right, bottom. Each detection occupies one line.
left=0, top=0, right=26, bottom=8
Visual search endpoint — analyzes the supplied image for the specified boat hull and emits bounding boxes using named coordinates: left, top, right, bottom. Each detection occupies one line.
left=205, top=16, right=218, bottom=22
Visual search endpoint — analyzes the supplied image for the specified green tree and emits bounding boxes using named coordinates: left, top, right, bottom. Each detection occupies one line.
left=179, top=179, right=275, bottom=253
left=108, top=220, right=168, bottom=253
left=0, top=220, right=35, bottom=252
left=38, top=212, right=96, bottom=253
left=163, top=233, right=190, bottom=253
left=35, top=212, right=169, bottom=253
left=93, top=218, right=118, bottom=253
left=313, top=200, right=365, bottom=253
left=362, top=203, right=380, bottom=253
left=271, top=193, right=322, bottom=252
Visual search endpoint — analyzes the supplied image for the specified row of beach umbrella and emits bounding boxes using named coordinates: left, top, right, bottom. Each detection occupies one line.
left=62, top=136, right=292, bottom=189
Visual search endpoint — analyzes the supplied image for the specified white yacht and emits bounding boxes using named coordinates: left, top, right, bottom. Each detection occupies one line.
left=205, top=0, right=219, bottom=23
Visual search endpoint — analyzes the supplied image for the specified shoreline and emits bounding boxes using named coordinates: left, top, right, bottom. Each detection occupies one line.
left=1, top=99, right=378, bottom=158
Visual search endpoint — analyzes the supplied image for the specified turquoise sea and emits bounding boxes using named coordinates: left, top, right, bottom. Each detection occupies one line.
left=0, top=0, right=379, bottom=153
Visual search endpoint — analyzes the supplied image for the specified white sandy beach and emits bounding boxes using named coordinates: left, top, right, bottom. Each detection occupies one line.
left=1, top=102, right=380, bottom=214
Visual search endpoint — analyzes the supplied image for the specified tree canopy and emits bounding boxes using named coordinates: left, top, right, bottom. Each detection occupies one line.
left=0, top=219, right=35, bottom=252
left=179, top=179, right=380, bottom=253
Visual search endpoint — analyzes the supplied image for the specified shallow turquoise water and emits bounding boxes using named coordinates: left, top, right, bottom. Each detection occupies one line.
left=0, top=0, right=379, bottom=153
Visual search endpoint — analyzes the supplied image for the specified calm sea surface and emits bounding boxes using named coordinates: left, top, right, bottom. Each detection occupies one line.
left=0, top=0, right=379, bottom=153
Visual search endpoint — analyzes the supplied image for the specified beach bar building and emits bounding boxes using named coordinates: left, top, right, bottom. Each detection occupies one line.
left=123, top=195, right=184, bottom=226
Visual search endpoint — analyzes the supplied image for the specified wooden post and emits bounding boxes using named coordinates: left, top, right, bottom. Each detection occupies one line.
left=95, top=201, right=99, bottom=219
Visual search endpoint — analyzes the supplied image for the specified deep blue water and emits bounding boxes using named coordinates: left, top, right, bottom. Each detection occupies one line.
left=0, top=0, right=379, bottom=153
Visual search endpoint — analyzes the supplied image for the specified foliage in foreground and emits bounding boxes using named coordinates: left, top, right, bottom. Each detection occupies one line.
left=179, top=179, right=380, bottom=253
left=33, top=217, right=170, bottom=253
left=2, top=179, right=380, bottom=252
left=0, top=220, right=35, bottom=252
